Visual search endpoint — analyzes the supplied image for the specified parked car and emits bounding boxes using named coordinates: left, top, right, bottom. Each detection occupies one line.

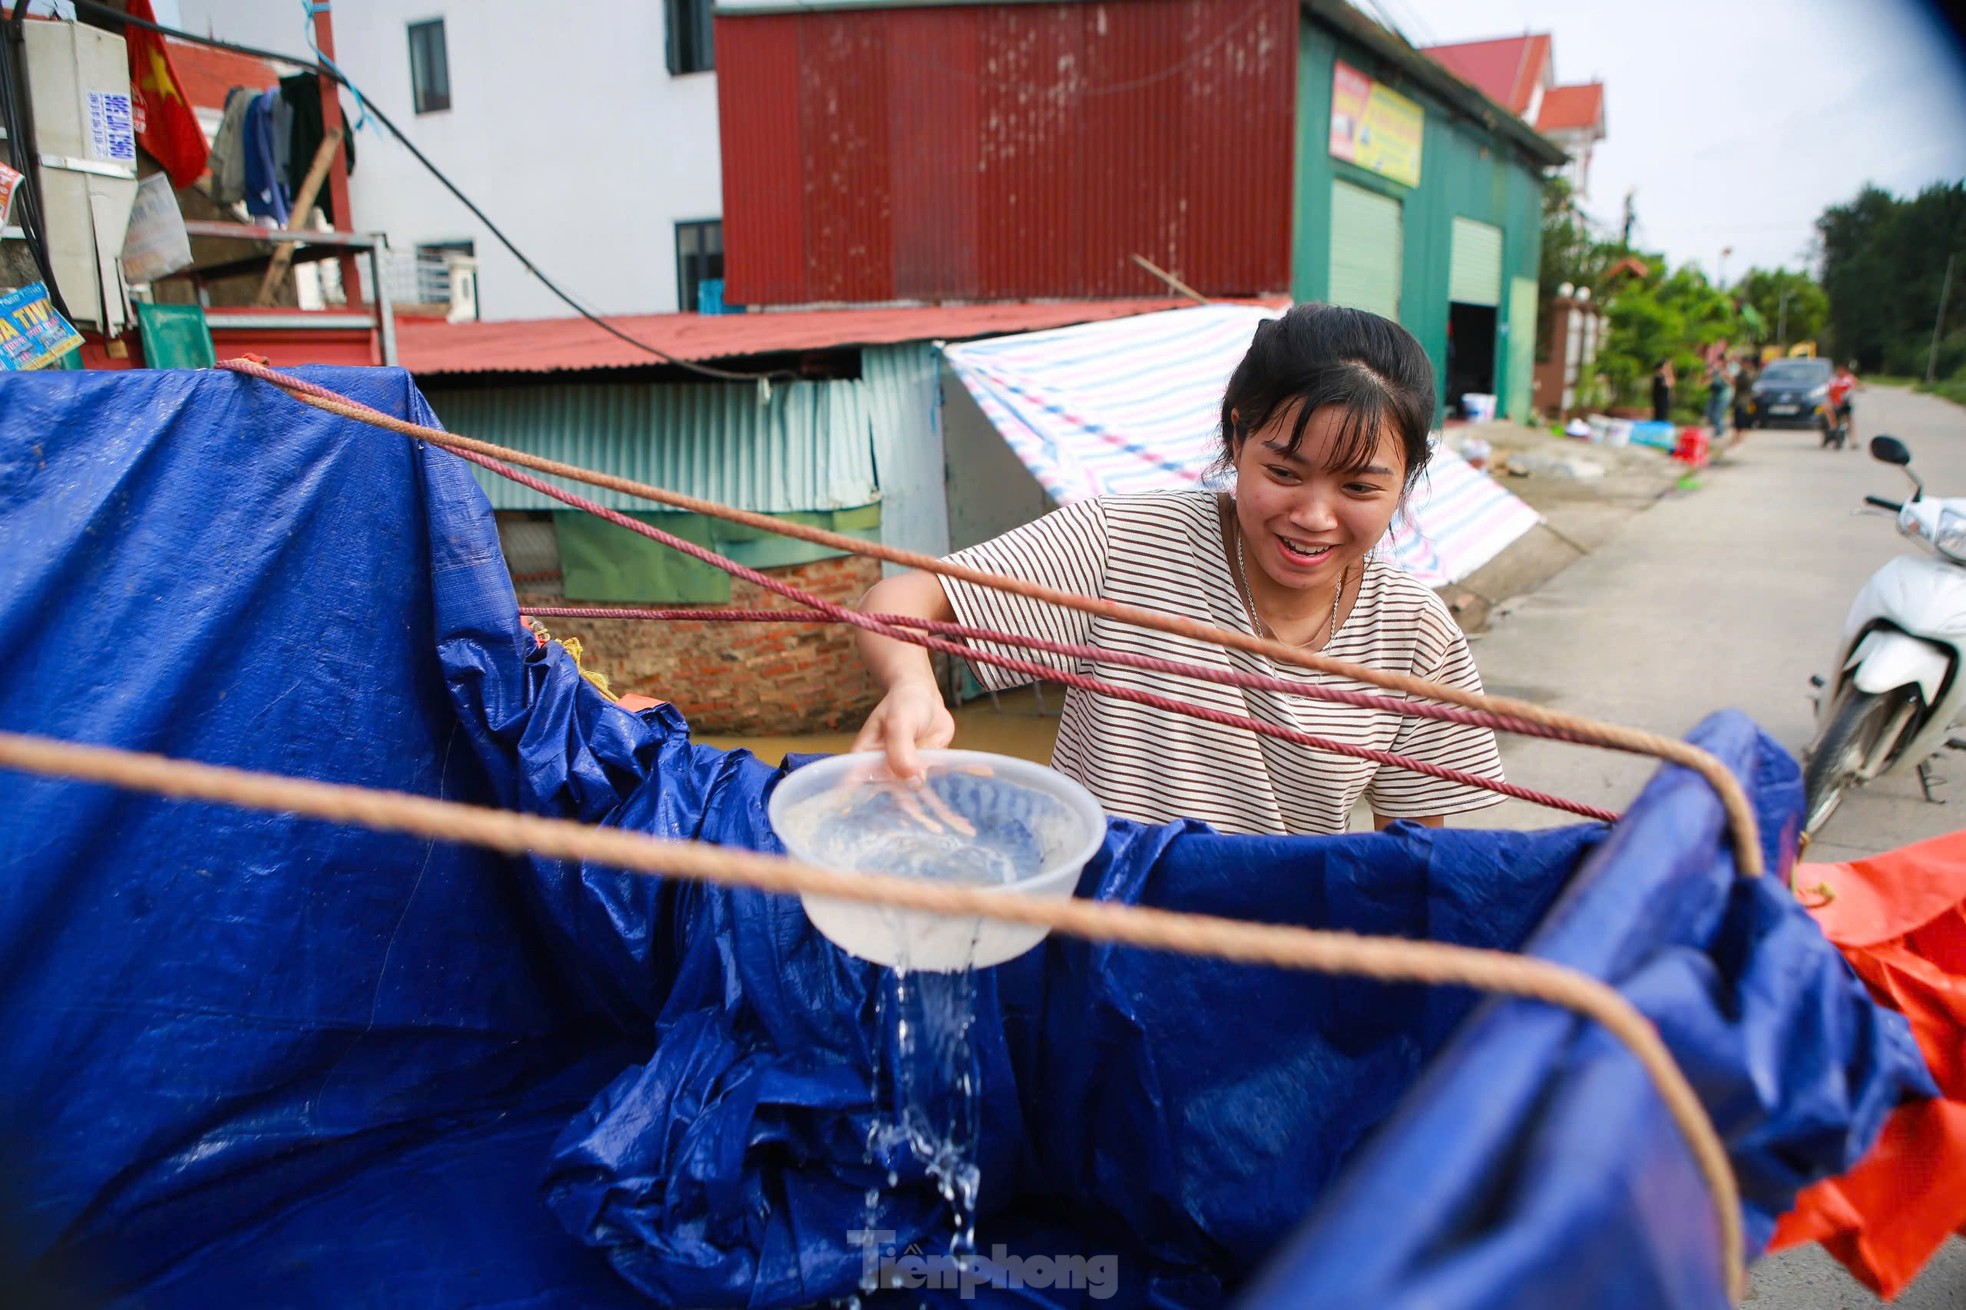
left=1748, top=358, right=1834, bottom=429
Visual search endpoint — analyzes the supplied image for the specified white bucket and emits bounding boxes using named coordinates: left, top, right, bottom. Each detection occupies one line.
left=1462, top=393, right=1499, bottom=423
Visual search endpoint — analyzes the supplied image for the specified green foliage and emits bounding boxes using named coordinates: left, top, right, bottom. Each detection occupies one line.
left=1597, top=259, right=1742, bottom=409
left=1818, top=181, right=1966, bottom=373
left=1732, top=266, right=1828, bottom=346
left=1536, top=176, right=1620, bottom=362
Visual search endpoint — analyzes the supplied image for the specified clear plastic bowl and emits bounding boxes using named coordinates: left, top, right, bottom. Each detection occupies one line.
left=767, top=749, right=1107, bottom=971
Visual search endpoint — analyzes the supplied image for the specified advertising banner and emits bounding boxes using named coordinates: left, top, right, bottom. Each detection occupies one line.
left=0, top=282, right=85, bottom=370
left=1329, top=60, right=1424, bottom=187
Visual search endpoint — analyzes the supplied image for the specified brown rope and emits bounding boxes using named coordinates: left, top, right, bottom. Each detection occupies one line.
left=221, top=366, right=1766, bottom=878
left=0, top=729, right=1746, bottom=1297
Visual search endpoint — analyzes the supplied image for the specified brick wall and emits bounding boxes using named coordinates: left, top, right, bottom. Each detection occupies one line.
left=517, top=553, right=887, bottom=735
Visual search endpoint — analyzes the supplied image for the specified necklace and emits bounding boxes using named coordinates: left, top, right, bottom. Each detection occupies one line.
left=1235, top=524, right=1344, bottom=649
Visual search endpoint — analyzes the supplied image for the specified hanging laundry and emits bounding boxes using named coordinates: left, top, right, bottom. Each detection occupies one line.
left=242, top=89, right=291, bottom=226
left=278, top=73, right=354, bottom=224
left=123, top=0, right=209, bottom=188
left=206, top=86, right=255, bottom=208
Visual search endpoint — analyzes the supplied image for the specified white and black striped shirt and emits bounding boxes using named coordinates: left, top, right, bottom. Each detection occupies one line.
left=941, top=490, right=1505, bottom=835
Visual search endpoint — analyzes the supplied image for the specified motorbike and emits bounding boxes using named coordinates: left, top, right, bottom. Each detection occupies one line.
left=1820, top=401, right=1851, bottom=450
left=1803, top=435, right=1966, bottom=836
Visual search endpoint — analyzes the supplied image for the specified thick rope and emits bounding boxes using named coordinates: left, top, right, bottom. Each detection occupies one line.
left=0, top=728, right=1746, bottom=1298
left=213, top=360, right=1765, bottom=876
left=517, top=603, right=1620, bottom=822
left=474, top=450, right=1612, bottom=820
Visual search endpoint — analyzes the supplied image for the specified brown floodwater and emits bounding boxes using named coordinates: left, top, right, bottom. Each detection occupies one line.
left=695, top=685, right=1064, bottom=766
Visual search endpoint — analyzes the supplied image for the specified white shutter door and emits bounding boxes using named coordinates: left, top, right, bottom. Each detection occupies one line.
left=1329, top=181, right=1403, bottom=321
left=1449, top=216, right=1503, bottom=307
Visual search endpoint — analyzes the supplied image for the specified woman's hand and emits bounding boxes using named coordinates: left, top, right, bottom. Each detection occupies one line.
left=850, top=569, right=960, bottom=779
left=851, top=674, right=955, bottom=780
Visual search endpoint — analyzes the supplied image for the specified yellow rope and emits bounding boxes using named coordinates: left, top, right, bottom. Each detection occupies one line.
left=250, top=378, right=1766, bottom=879
left=0, top=729, right=1747, bottom=1298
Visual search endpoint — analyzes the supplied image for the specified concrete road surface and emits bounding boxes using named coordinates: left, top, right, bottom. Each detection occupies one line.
left=1459, top=384, right=1965, bottom=1307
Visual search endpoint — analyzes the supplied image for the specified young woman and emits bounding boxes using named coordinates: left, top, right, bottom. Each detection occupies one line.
left=850, top=304, right=1505, bottom=837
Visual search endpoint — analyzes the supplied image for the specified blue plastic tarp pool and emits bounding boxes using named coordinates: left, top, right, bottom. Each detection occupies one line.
left=0, top=367, right=1935, bottom=1309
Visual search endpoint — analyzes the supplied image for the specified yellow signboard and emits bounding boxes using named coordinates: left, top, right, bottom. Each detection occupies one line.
left=1329, top=60, right=1424, bottom=188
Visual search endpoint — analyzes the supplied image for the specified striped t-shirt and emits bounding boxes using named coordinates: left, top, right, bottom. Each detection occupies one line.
left=941, top=489, right=1505, bottom=835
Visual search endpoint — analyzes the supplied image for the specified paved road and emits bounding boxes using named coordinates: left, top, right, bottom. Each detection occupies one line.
left=1461, top=384, right=1966, bottom=1307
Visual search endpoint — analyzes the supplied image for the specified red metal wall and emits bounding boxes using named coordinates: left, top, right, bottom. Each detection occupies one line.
left=717, top=0, right=1299, bottom=306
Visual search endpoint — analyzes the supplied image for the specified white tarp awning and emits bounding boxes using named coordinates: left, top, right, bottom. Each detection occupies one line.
left=943, top=305, right=1541, bottom=588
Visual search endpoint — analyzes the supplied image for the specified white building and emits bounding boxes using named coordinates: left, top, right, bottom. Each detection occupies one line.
left=176, top=0, right=725, bottom=320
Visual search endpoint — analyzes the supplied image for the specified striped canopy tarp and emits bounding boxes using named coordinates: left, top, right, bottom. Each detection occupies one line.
left=943, top=305, right=1542, bottom=588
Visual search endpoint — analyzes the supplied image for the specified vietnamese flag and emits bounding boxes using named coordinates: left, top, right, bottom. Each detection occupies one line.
left=124, top=0, right=208, bottom=189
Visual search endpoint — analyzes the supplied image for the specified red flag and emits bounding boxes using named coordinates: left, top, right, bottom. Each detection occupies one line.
left=123, top=0, right=209, bottom=189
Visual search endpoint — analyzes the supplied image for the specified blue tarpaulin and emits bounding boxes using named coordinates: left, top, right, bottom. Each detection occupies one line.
left=0, top=367, right=1935, bottom=1309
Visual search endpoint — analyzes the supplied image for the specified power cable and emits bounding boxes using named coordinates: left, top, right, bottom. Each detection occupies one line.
left=66, top=0, right=797, bottom=383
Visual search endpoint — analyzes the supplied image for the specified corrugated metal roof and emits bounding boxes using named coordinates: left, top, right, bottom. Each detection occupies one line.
left=395, top=299, right=1209, bottom=376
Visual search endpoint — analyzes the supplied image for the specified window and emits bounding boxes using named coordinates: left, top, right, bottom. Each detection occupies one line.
left=666, top=0, right=714, bottom=75
left=675, top=220, right=724, bottom=313
left=408, top=19, right=450, bottom=114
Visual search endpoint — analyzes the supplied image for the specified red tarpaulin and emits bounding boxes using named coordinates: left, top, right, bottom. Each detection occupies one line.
left=1770, top=830, right=1966, bottom=1297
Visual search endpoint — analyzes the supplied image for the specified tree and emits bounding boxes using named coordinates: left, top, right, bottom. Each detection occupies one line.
left=1536, top=176, right=1619, bottom=361
left=1732, top=267, right=1827, bottom=347
left=1817, top=181, right=1966, bottom=371
left=1598, top=258, right=1741, bottom=412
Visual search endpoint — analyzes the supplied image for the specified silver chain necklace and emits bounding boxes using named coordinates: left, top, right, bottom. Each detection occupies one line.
left=1236, top=524, right=1344, bottom=649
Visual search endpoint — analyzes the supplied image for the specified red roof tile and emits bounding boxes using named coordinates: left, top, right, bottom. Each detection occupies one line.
left=1420, top=34, right=1549, bottom=115
left=396, top=299, right=1282, bottom=376
left=1537, top=82, right=1605, bottom=134
left=167, top=36, right=280, bottom=113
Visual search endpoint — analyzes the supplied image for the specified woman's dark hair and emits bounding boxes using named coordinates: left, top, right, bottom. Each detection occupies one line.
left=1218, top=303, right=1437, bottom=488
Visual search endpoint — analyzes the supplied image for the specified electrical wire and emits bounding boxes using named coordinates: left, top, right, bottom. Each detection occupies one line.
left=64, top=0, right=797, bottom=383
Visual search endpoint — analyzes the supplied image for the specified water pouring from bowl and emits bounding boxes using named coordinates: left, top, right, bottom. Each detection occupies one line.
left=767, top=749, right=1108, bottom=971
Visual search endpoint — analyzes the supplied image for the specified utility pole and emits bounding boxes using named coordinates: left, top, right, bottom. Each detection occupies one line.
left=1719, top=246, right=1733, bottom=288
left=1929, top=252, right=1956, bottom=385
left=1621, top=190, right=1635, bottom=249
left=1778, top=287, right=1791, bottom=349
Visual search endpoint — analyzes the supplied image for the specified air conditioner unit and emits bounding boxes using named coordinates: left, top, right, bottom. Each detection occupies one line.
left=446, top=255, right=478, bottom=324
left=18, top=21, right=140, bottom=335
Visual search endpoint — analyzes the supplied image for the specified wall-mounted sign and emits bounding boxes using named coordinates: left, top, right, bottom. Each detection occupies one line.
left=0, top=161, right=21, bottom=226
left=1329, top=60, right=1424, bottom=188
left=0, top=282, right=85, bottom=370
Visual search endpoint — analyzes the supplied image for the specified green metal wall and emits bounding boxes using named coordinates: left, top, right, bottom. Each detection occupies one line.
left=422, top=343, right=949, bottom=561
left=1291, top=21, right=1547, bottom=419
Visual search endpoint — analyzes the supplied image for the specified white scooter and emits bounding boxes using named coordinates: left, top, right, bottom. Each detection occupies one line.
left=1803, top=435, right=1966, bottom=836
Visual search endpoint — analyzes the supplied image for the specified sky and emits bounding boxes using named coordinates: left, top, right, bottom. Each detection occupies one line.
left=1389, top=0, right=1966, bottom=281
left=112, top=0, right=1966, bottom=286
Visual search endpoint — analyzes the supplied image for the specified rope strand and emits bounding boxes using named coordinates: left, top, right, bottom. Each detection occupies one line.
left=0, top=728, right=1745, bottom=1299
left=214, top=360, right=1765, bottom=876
left=471, top=450, right=1613, bottom=821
